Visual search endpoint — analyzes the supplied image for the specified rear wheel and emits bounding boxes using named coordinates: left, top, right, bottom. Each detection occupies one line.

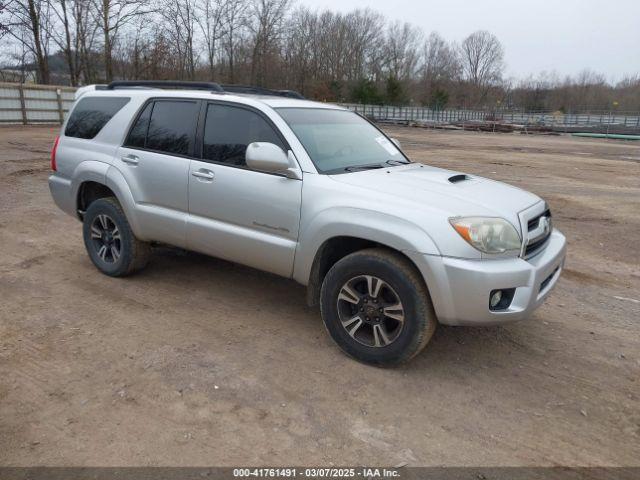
left=82, top=197, right=150, bottom=276
left=320, top=248, right=437, bottom=366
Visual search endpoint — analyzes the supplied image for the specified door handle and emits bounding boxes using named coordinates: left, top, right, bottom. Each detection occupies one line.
left=192, top=169, right=215, bottom=181
left=121, top=154, right=139, bottom=165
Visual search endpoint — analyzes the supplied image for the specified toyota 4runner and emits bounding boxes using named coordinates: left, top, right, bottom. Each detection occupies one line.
left=49, top=81, right=567, bottom=365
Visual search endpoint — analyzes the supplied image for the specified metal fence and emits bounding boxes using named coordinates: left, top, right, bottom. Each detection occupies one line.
left=340, top=103, right=640, bottom=134
left=0, top=82, right=75, bottom=124
left=1, top=83, right=639, bottom=134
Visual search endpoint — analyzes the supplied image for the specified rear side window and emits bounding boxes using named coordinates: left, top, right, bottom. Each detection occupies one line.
left=65, top=96, right=129, bottom=139
left=145, top=100, right=199, bottom=156
left=125, top=102, right=153, bottom=148
left=203, top=104, right=285, bottom=166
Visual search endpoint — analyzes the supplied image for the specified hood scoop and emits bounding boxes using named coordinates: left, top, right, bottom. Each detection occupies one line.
left=448, top=174, right=471, bottom=184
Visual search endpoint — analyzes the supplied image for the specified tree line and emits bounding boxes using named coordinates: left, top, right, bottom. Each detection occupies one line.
left=2, top=0, right=639, bottom=112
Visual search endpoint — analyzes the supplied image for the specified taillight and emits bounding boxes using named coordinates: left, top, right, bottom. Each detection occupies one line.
left=51, top=135, right=60, bottom=171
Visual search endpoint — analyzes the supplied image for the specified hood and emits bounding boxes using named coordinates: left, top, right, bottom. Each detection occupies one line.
left=329, top=163, right=541, bottom=230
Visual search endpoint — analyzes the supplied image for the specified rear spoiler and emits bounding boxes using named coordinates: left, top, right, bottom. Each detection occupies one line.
left=74, top=84, right=107, bottom=100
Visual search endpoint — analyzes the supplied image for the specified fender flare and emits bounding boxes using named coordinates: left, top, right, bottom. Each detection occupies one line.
left=70, top=160, right=110, bottom=217
left=293, top=207, right=440, bottom=287
left=105, top=165, right=146, bottom=239
left=72, top=163, right=145, bottom=239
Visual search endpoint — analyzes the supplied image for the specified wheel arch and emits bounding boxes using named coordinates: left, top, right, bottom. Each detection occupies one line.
left=77, top=181, right=116, bottom=216
left=301, top=234, right=433, bottom=309
left=73, top=165, right=144, bottom=239
left=294, top=207, right=439, bottom=289
left=70, top=160, right=110, bottom=220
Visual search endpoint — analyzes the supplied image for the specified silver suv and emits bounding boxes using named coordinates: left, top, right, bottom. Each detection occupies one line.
left=49, top=81, right=567, bottom=365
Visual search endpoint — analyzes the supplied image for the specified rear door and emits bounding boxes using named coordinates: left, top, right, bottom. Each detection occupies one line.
left=115, top=99, right=200, bottom=247
left=186, top=102, right=302, bottom=277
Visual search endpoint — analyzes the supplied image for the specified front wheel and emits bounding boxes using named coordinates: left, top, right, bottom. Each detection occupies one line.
left=320, top=248, right=437, bottom=366
left=82, top=197, right=150, bottom=277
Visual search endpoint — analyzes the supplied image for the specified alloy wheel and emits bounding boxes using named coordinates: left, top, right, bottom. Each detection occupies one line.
left=89, top=214, right=121, bottom=264
left=336, top=275, right=405, bottom=347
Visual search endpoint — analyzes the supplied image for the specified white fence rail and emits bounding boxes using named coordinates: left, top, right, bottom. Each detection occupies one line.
left=0, top=82, right=75, bottom=124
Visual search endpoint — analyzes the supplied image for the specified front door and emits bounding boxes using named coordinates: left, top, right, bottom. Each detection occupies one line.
left=187, top=102, right=302, bottom=277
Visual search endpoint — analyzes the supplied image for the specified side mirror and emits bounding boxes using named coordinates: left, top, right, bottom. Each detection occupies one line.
left=246, top=142, right=290, bottom=174
left=390, top=138, right=401, bottom=149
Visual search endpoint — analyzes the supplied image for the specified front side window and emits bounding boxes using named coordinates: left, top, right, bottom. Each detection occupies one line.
left=202, top=104, right=285, bottom=166
left=145, top=100, right=199, bottom=156
left=65, top=96, right=130, bottom=139
left=276, top=108, right=408, bottom=173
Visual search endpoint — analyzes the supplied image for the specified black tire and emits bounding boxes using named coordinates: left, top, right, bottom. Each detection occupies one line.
left=82, top=197, right=150, bottom=277
left=320, top=248, right=436, bottom=366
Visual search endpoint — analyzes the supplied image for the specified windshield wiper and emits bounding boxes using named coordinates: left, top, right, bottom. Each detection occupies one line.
left=341, top=159, right=410, bottom=173
left=385, top=159, right=411, bottom=166
left=344, top=164, right=386, bottom=172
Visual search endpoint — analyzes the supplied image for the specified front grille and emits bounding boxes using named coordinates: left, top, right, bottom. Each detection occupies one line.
left=528, top=209, right=551, bottom=231
left=525, top=234, right=550, bottom=257
left=522, top=207, right=552, bottom=259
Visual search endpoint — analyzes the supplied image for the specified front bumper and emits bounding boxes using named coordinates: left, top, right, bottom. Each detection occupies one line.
left=408, top=229, right=567, bottom=326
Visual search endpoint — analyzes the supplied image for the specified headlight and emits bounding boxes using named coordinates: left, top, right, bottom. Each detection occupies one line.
left=449, top=217, right=521, bottom=254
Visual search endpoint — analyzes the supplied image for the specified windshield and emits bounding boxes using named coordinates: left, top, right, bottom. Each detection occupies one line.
left=276, top=108, right=409, bottom=173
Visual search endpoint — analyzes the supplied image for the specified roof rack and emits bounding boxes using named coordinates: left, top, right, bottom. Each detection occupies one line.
left=104, top=80, right=305, bottom=99
left=221, top=84, right=305, bottom=99
left=106, top=80, right=224, bottom=92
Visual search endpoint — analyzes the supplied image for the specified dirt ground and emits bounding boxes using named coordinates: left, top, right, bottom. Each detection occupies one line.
left=0, top=125, right=639, bottom=467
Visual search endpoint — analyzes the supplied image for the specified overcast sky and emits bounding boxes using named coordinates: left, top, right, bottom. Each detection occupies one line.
left=298, top=0, right=640, bottom=82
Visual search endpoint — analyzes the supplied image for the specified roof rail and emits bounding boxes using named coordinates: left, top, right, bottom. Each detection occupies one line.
left=106, top=80, right=224, bottom=92
left=104, top=80, right=305, bottom=99
left=221, top=84, right=305, bottom=99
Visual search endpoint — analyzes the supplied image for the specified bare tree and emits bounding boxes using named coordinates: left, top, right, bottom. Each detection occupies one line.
left=113, top=16, right=146, bottom=79
left=75, top=0, right=100, bottom=83
left=161, top=0, right=198, bottom=80
left=383, top=20, right=421, bottom=81
left=0, top=29, right=32, bottom=81
left=318, top=10, right=347, bottom=81
left=195, top=0, right=225, bottom=80
left=48, top=0, right=78, bottom=84
left=1, top=0, right=636, bottom=113
left=460, top=30, right=504, bottom=89
left=419, top=32, right=460, bottom=106
left=422, top=32, right=459, bottom=84
left=345, top=8, right=385, bottom=82
left=90, top=0, right=149, bottom=82
left=614, top=74, right=640, bottom=111
left=2, top=0, right=52, bottom=82
left=248, top=0, right=289, bottom=86
left=282, top=7, right=317, bottom=93
left=222, top=0, right=247, bottom=83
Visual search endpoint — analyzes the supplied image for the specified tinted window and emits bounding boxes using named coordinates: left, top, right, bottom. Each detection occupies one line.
left=203, top=104, right=285, bottom=166
left=146, top=101, right=199, bottom=155
left=65, top=96, right=129, bottom=139
left=125, top=102, right=152, bottom=148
